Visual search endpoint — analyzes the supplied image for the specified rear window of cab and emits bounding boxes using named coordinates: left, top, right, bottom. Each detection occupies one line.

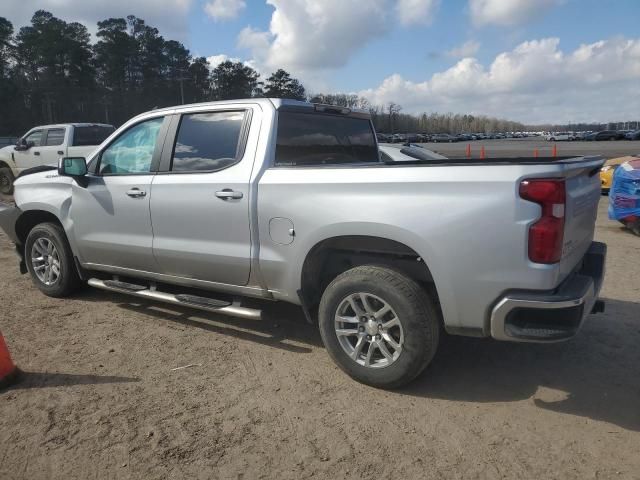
left=275, top=111, right=379, bottom=167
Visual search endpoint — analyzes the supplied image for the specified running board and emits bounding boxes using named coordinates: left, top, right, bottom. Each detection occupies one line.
left=87, top=278, right=262, bottom=320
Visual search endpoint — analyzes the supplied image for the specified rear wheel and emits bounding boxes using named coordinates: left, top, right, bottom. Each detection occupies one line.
left=0, top=167, right=14, bottom=195
left=318, top=265, right=440, bottom=389
left=25, top=222, right=82, bottom=297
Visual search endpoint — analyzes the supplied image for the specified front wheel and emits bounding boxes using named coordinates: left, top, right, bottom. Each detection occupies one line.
left=318, top=265, right=440, bottom=389
left=0, top=167, right=14, bottom=195
left=25, top=222, right=82, bottom=297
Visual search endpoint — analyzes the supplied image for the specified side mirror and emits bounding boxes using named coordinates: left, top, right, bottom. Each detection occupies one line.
left=59, top=157, right=88, bottom=177
left=14, top=139, right=28, bottom=151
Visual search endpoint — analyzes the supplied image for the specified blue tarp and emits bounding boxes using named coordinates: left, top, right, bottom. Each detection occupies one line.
left=608, top=160, right=640, bottom=221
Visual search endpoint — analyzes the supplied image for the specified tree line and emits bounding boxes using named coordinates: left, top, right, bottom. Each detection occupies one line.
left=3, top=10, right=619, bottom=138
left=0, top=10, right=306, bottom=135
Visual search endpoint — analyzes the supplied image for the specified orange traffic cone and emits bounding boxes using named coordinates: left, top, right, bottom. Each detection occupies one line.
left=0, top=332, right=20, bottom=389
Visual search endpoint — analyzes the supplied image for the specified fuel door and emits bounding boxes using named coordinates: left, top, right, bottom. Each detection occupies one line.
left=269, top=217, right=295, bottom=245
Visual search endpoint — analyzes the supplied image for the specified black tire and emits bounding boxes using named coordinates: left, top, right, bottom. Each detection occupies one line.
left=318, top=265, right=440, bottom=389
left=25, top=222, right=82, bottom=297
left=0, top=166, right=14, bottom=195
left=628, top=220, right=640, bottom=237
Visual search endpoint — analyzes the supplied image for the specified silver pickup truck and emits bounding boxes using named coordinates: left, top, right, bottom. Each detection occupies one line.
left=0, top=99, right=606, bottom=388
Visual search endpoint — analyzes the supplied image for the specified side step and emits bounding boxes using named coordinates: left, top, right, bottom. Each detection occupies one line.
left=87, top=278, right=262, bottom=320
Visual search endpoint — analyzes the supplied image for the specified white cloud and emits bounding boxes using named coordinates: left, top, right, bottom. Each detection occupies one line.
left=396, top=0, right=440, bottom=26
left=205, top=53, right=265, bottom=77
left=1, top=0, right=194, bottom=40
left=236, top=0, right=389, bottom=73
left=359, top=37, right=640, bottom=123
left=206, top=54, right=240, bottom=69
left=447, top=40, right=481, bottom=58
left=237, top=26, right=272, bottom=53
left=469, top=0, right=563, bottom=27
left=204, top=0, right=246, bottom=21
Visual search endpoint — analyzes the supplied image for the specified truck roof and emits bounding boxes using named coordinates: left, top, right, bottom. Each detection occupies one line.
left=141, top=98, right=370, bottom=118
left=29, top=123, right=114, bottom=129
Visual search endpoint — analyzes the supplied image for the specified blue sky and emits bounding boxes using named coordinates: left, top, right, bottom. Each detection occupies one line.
left=189, top=0, right=639, bottom=92
left=4, top=0, right=640, bottom=123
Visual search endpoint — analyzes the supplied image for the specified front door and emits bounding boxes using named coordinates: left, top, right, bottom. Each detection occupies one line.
left=71, top=116, right=166, bottom=272
left=150, top=109, right=254, bottom=286
left=13, top=129, right=44, bottom=172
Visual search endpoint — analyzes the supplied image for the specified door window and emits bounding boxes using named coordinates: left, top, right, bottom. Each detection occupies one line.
left=171, top=111, right=245, bottom=172
left=99, top=117, right=163, bottom=175
left=73, top=125, right=115, bottom=146
left=24, top=130, right=43, bottom=147
left=45, top=129, right=65, bottom=146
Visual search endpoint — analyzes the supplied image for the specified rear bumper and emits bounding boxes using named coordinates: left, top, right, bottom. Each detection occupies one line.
left=490, top=241, right=606, bottom=342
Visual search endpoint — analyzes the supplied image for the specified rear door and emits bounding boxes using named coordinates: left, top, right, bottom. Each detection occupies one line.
left=150, top=106, right=257, bottom=286
left=39, top=127, right=68, bottom=164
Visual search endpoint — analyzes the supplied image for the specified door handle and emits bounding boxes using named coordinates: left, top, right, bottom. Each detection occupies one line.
left=126, top=188, right=147, bottom=198
left=33, top=151, right=40, bottom=156
left=215, top=189, right=243, bottom=200
left=57, top=150, right=64, bottom=155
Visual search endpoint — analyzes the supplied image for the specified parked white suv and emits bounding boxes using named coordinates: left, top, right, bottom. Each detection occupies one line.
left=0, top=123, right=114, bottom=194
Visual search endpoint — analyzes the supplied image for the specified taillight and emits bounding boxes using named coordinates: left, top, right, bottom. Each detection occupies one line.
left=519, top=178, right=566, bottom=264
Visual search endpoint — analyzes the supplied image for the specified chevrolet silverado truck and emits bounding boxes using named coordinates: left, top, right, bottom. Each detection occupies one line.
left=0, top=123, right=115, bottom=194
left=0, top=99, right=606, bottom=388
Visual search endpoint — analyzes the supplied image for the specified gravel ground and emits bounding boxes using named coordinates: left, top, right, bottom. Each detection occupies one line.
left=1, top=198, right=639, bottom=480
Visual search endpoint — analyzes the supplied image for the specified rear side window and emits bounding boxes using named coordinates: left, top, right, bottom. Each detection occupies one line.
left=275, top=111, right=379, bottom=166
left=72, top=125, right=115, bottom=146
left=171, top=111, right=245, bottom=172
left=45, top=128, right=65, bottom=146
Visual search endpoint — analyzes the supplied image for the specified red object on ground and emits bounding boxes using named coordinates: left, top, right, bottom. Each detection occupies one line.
left=534, top=148, right=539, bottom=158
left=0, top=332, right=19, bottom=389
left=466, top=144, right=471, bottom=158
left=552, top=144, right=557, bottom=158
left=480, top=146, right=485, bottom=159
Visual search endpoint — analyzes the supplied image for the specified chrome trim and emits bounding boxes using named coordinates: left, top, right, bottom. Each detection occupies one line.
left=490, top=241, right=605, bottom=343
left=88, top=278, right=262, bottom=320
left=82, top=262, right=273, bottom=299
left=490, top=282, right=595, bottom=342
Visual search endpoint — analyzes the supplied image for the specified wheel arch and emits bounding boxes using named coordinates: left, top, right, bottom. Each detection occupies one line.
left=299, top=234, right=440, bottom=312
left=14, top=208, right=86, bottom=280
left=15, top=209, right=65, bottom=246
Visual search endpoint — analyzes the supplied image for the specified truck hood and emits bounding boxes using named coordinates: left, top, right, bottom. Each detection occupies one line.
left=14, top=166, right=71, bottom=188
left=15, top=163, right=58, bottom=180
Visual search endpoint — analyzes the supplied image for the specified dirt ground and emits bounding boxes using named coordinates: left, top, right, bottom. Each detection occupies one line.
left=0, top=197, right=639, bottom=480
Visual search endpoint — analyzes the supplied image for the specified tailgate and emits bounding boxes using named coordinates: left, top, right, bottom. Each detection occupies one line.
left=558, top=156, right=604, bottom=279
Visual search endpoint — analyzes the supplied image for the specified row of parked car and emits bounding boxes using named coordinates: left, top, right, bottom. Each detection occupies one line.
left=378, top=129, right=640, bottom=144
left=376, top=132, right=533, bottom=143
left=545, top=130, right=640, bottom=141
